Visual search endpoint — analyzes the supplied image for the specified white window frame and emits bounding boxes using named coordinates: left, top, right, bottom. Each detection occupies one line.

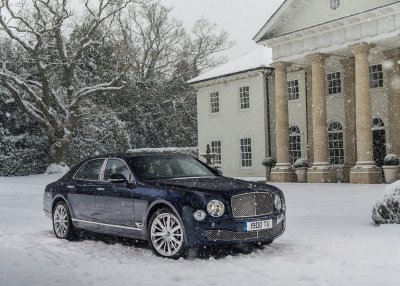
left=240, top=138, right=252, bottom=168
left=327, top=72, right=342, bottom=95
left=239, top=86, right=250, bottom=110
left=287, top=79, right=299, bottom=100
left=289, top=125, right=302, bottom=165
left=328, top=122, right=345, bottom=166
left=211, top=140, right=222, bottom=165
left=210, top=92, right=220, bottom=114
left=369, top=64, right=384, bottom=89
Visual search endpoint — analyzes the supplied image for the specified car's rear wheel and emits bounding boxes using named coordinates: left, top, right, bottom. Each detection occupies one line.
left=148, top=208, right=186, bottom=258
left=52, top=201, right=77, bottom=240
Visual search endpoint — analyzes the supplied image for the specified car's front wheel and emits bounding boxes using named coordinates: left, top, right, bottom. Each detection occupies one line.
left=148, top=208, right=186, bottom=258
left=52, top=201, right=77, bottom=240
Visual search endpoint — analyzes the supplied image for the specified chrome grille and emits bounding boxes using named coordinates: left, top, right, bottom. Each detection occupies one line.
left=205, top=222, right=284, bottom=241
left=231, top=192, right=273, bottom=218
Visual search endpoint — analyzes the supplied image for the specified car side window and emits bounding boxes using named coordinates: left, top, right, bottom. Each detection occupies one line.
left=104, top=159, right=132, bottom=181
left=74, top=159, right=105, bottom=181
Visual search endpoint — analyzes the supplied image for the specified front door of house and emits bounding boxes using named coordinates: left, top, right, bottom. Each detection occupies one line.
left=373, top=130, right=386, bottom=167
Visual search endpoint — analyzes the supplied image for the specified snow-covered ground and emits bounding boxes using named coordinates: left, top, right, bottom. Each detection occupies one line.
left=1, top=175, right=399, bottom=286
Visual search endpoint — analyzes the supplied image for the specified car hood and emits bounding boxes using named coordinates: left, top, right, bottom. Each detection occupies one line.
left=145, top=176, right=280, bottom=196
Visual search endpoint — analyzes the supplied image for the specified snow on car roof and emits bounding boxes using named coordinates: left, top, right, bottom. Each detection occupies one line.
left=187, top=47, right=273, bottom=84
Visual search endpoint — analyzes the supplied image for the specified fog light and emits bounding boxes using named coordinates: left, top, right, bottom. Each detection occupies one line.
left=194, top=210, right=206, bottom=221
left=274, top=195, right=282, bottom=211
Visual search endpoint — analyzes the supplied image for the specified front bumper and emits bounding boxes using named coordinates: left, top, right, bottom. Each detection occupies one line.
left=204, top=220, right=284, bottom=242
left=182, top=207, right=286, bottom=247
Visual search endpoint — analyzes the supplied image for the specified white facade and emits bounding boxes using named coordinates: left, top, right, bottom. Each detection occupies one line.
left=190, top=0, right=400, bottom=181
left=196, top=71, right=273, bottom=177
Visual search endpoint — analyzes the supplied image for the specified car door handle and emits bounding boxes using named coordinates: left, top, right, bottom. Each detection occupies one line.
left=66, top=185, right=75, bottom=189
left=97, top=188, right=105, bottom=191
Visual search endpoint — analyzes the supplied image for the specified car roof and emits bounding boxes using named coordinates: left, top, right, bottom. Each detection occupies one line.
left=89, top=152, right=192, bottom=160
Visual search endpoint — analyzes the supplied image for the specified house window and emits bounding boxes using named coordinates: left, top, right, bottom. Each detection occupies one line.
left=289, top=125, right=301, bottom=164
left=370, top=64, right=384, bottom=88
left=210, top=92, right=219, bottom=113
left=211, top=141, right=222, bottom=165
left=328, top=122, right=345, bottom=165
left=287, top=80, right=299, bottom=100
left=239, top=86, right=250, bottom=109
left=240, top=138, right=252, bottom=167
left=327, top=72, right=342, bottom=95
left=329, top=0, right=341, bottom=10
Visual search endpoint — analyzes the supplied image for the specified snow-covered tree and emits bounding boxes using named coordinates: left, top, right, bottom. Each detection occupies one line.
left=111, top=1, right=233, bottom=148
left=114, top=1, right=233, bottom=83
left=0, top=93, right=49, bottom=176
left=0, top=0, right=138, bottom=164
left=0, top=0, right=232, bottom=174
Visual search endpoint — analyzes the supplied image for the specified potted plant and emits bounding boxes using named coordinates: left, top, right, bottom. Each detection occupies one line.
left=262, top=157, right=277, bottom=181
left=382, top=154, right=400, bottom=183
left=294, top=158, right=309, bottom=183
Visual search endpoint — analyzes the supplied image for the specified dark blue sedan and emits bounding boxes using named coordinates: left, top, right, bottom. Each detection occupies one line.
left=43, top=153, right=286, bottom=258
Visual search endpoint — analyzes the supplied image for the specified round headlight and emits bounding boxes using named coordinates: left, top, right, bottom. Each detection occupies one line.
left=274, top=195, right=283, bottom=211
left=207, top=200, right=225, bottom=217
left=193, top=210, right=206, bottom=221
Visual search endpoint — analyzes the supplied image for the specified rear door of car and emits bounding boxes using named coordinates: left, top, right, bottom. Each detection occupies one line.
left=67, top=159, right=106, bottom=224
left=95, top=158, right=137, bottom=232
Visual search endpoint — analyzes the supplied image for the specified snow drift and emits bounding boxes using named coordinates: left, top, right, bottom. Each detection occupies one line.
left=45, top=163, right=70, bottom=175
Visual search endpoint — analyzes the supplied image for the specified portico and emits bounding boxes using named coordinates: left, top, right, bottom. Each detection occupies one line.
left=191, top=0, right=400, bottom=182
left=255, top=0, right=400, bottom=183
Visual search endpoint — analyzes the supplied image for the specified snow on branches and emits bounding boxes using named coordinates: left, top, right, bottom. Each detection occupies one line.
left=0, top=0, right=137, bottom=164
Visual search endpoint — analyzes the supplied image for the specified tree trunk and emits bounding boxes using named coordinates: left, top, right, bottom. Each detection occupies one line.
left=49, top=136, right=70, bottom=165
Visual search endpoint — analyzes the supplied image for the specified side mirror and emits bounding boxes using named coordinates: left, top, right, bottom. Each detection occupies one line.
left=214, top=168, right=223, bottom=176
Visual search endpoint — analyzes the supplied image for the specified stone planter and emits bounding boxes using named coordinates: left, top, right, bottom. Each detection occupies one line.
left=382, top=165, right=400, bottom=183
left=295, top=167, right=308, bottom=183
left=265, top=167, right=271, bottom=181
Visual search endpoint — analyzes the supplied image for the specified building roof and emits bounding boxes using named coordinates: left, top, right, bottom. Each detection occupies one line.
left=187, top=47, right=273, bottom=85
left=254, top=0, right=400, bottom=43
left=253, top=0, right=292, bottom=43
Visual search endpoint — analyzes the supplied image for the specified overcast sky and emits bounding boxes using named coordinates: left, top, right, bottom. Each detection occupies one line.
left=161, top=0, right=285, bottom=60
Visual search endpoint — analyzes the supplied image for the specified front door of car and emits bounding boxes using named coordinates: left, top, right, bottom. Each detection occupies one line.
left=68, top=159, right=106, bottom=222
left=95, top=159, right=136, bottom=231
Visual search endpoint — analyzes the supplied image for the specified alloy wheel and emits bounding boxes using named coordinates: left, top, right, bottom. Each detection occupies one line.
left=150, top=213, right=184, bottom=257
left=53, top=204, right=69, bottom=238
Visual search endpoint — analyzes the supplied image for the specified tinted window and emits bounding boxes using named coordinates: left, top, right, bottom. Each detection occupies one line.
left=74, top=159, right=104, bottom=181
left=129, top=155, right=216, bottom=180
left=104, top=159, right=132, bottom=181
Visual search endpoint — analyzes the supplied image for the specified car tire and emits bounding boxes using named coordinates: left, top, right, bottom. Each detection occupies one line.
left=234, top=243, right=255, bottom=254
left=148, top=208, right=186, bottom=259
left=52, top=201, right=78, bottom=241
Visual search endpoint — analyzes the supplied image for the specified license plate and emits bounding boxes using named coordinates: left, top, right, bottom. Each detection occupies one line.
left=245, top=219, right=273, bottom=232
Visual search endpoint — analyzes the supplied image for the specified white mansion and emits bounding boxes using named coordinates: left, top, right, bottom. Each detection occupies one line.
left=189, top=0, right=400, bottom=184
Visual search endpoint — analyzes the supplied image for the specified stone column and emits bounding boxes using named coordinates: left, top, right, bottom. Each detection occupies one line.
left=270, top=62, right=296, bottom=182
left=305, top=67, right=314, bottom=164
left=340, top=57, right=357, bottom=183
left=306, top=53, right=336, bottom=183
left=350, top=43, right=382, bottom=184
left=384, top=48, right=400, bottom=156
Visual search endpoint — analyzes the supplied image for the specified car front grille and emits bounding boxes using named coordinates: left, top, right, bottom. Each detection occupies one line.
left=205, top=221, right=284, bottom=241
left=231, top=192, right=274, bottom=218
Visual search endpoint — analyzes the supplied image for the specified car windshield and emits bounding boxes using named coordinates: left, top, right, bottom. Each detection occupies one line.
left=128, top=155, right=217, bottom=180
